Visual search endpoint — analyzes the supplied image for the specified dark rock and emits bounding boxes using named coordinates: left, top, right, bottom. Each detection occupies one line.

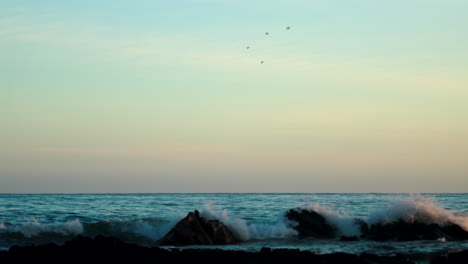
left=367, top=220, right=468, bottom=241
left=322, top=252, right=362, bottom=264
left=355, top=218, right=369, bottom=236
left=430, top=255, right=447, bottom=264
left=285, top=208, right=336, bottom=238
left=340, top=235, right=360, bottom=241
left=156, top=210, right=240, bottom=246
left=360, top=253, right=414, bottom=264
left=0, top=236, right=424, bottom=264
left=447, top=249, right=468, bottom=264
left=441, top=223, right=468, bottom=241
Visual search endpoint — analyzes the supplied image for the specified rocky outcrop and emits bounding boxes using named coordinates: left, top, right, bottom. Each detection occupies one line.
left=366, top=220, right=468, bottom=241
left=285, top=209, right=336, bottom=238
left=0, top=237, right=423, bottom=264
left=284, top=207, right=468, bottom=242
left=156, top=210, right=240, bottom=246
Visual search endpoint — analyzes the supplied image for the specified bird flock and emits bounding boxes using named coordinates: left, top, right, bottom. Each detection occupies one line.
left=246, top=26, right=291, bottom=64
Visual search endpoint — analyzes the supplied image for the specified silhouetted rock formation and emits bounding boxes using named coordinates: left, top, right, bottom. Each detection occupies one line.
left=355, top=218, right=369, bottom=236
left=447, top=249, right=468, bottom=264
left=284, top=208, right=468, bottom=242
left=340, top=236, right=360, bottom=241
left=367, top=220, right=468, bottom=241
left=285, top=209, right=336, bottom=238
left=0, top=235, right=431, bottom=264
left=156, top=210, right=240, bottom=246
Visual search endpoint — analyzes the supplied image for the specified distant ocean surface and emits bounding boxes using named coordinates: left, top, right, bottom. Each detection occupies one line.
left=1, top=193, right=467, bottom=255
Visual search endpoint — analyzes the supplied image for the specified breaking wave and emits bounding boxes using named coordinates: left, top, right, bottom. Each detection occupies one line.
left=295, top=194, right=468, bottom=237
left=367, top=195, right=468, bottom=230
left=305, top=203, right=361, bottom=236
left=200, top=202, right=297, bottom=241
left=1, top=194, right=467, bottom=249
left=0, top=217, right=179, bottom=247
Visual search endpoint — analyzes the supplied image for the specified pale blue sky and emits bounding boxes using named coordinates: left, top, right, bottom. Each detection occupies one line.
left=1, top=0, right=467, bottom=193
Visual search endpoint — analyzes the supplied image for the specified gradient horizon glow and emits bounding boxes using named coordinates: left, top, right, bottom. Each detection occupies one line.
left=1, top=0, right=467, bottom=193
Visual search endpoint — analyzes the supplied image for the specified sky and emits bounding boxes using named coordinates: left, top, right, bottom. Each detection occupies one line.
left=1, top=0, right=467, bottom=193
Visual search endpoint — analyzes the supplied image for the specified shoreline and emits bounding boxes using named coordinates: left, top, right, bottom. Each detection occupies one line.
left=1, top=235, right=467, bottom=264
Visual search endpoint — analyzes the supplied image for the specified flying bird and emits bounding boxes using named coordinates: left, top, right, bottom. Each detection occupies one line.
left=246, top=46, right=250, bottom=49
left=260, top=61, right=264, bottom=64
left=286, top=26, right=290, bottom=30
left=265, top=32, right=269, bottom=35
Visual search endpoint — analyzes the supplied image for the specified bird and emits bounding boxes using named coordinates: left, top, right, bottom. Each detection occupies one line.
left=260, top=61, right=264, bottom=64
left=265, top=32, right=269, bottom=35
left=246, top=46, right=250, bottom=49
left=286, top=26, right=290, bottom=30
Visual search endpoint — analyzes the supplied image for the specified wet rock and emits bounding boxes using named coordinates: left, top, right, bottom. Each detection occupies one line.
left=440, top=223, right=468, bottom=241
left=1, top=236, right=423, bottom=264
left=156, top=210, right=240, bottom=246
left=340, top=235, right=360, bottom=241
left=367, top=220, right=468, bottom=241
left=322, top=252, right=361, bottom=263
left=447, top=249, right=468, bottom=264
left=285, top=209, right=336, bottom=238
left=360, top=253, right=414, bottom=264
left=355, top=218, right=369, bottom=236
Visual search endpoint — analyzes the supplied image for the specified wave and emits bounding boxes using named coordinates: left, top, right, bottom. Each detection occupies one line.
left=1, top=195, right=467, bottom=249
left=305, top=203, right=361, bottom=236
left=367, top=194, right=468, bottom=230
left=0, top=217, right=179, bottom=247
left=295, top=194, right=468, bottom=238
left=200, top=202, right=297, bottom=241
left=12, top=219, right=83, bottom=238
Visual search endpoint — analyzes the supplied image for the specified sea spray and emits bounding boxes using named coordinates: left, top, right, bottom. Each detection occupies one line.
left=305, top=203, right=361, bottom=237
left=1, top=193, right=467, bottom=252
left=367, top=194, right=468, bottom=230
left=201, top=202, right=297, bottom=241
left=0, top=217, right=179, bottom=246
left=201, top=202, right=250, bottom=240
left=13, top=219, right=83, bottom=238
left=112, top=217, right=181, bottom=241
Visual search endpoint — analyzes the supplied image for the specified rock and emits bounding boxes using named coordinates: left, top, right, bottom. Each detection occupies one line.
left=156, top=210, right=240, bottom=246
left=367, top=220, right=468, bottom=241
left=447, top=249, right=468, bottom=264
left=322, top=252, right=361, bottom=264
left=340, top=236, right=360, bottom=241
left=360, top=253, right=414, bottom=264
left=1, top=237, right=422, bottom=264
left=285, top=209, right=336, bottom=238
left=355, top=218, right=369, bottom=236
left=440, top=223, right=468, bottom=241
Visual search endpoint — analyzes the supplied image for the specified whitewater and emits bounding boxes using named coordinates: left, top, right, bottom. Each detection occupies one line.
left=1, top=193, right=467, bottom=255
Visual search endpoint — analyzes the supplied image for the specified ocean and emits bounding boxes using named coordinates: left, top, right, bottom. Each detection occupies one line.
left=1, top=193, right=467, bottom=256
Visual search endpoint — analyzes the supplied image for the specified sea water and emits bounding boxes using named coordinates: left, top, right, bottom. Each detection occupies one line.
left=0, top=193, right=467, bottom=255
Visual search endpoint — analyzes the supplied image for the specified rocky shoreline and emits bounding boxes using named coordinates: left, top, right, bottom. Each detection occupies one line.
left=0, top=235, right=467, bottom=264
left=2, top=209, right=467, bottom=263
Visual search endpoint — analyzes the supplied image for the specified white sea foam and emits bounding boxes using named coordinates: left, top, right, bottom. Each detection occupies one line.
left=305, top=203, right=361, bottom=237
left=119, top=217, right=181, bottom=240
left=13, top=219, right=83, bottom=238
left=3, top=217, right=179, bottom=242
left=367, top=194, right=468, bottom=230
left=201, top=202, right=297, bottom=241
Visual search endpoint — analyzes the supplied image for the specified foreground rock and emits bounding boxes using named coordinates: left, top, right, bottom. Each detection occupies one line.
left=3, top=235, right=454, bottom=264
left=367, top=220, right=468, bottom=241
left=285, top=209, right=336, bottom=238
left=156, top=210, right=240, bottom=246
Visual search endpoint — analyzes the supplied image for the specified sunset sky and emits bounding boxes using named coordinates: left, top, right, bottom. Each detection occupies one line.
left=1, top=0, right=467, bottom=193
